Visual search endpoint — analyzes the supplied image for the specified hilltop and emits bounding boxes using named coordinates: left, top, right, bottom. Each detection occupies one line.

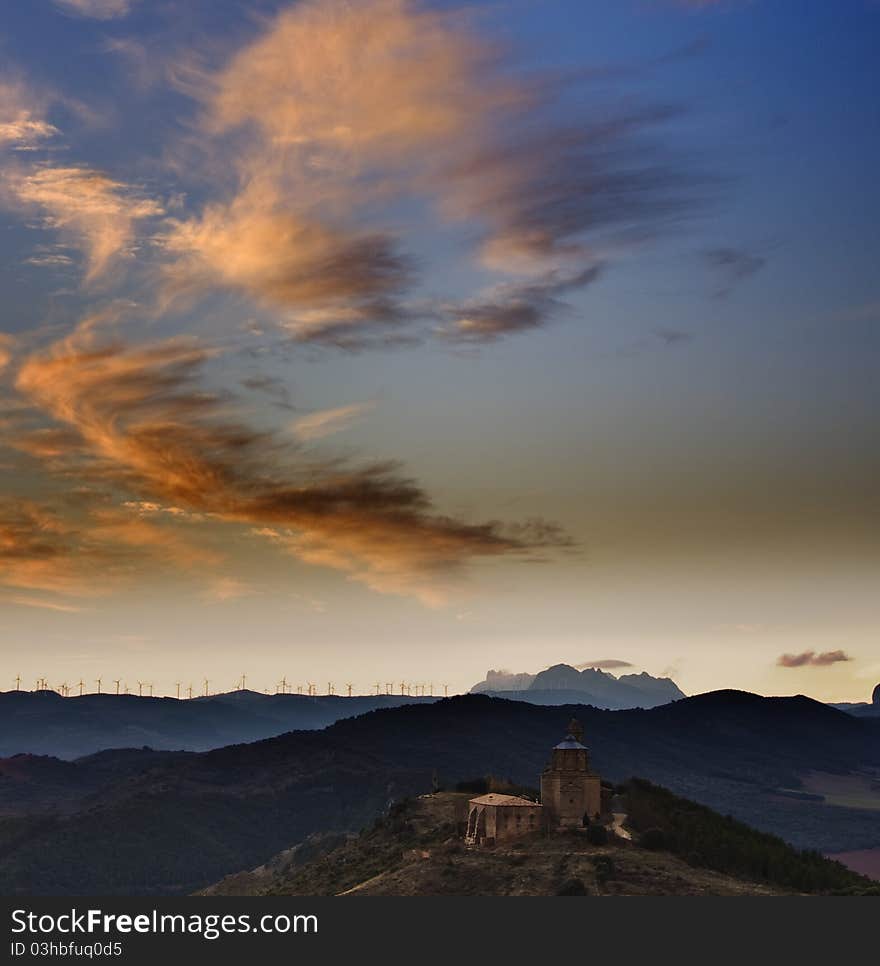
left=201, top=787, right=875, bottom=897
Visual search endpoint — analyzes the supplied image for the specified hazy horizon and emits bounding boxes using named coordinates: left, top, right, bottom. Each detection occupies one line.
left=1, top=0, right=878, bottom=705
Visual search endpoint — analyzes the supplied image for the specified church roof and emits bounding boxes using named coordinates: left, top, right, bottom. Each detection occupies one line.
left=469, top=793, right=541, bottom=807
left=554, top=735, right=587, bottom=750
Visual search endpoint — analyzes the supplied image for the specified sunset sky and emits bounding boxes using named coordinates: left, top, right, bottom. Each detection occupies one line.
left=1, top=0, right=877, bottom=702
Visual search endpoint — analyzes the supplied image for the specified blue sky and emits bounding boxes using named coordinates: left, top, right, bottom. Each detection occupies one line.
left=0, top=0, right=877, bottom=701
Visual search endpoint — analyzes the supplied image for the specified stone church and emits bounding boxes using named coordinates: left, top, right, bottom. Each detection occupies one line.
left=540, top=718, right=602, bottom=827
left=464, top=717, right=602, bottom=846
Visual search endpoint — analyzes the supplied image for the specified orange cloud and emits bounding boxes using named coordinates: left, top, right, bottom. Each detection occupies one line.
left=0, top=78, right=56, bottom=148
left=0, top=492, right=222, bottom=605
left=161, top=0, right=497, bottom=330
left=0, top=334, right=13, bottom=372
left=161, top=184, right=410, bottom=336
left=159, top=0, right=696, bottom=347
left=0, top=499, right=103, bottom=597
left=4, top=165, right=163, bottom=283
left=14, top=324, right=566, bottom=604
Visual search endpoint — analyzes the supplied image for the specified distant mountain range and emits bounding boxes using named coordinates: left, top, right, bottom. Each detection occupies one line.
left=831, top=684, right=880, bottom=718
left=0, top=664, right=686, bottom=761
left=0, top=689, right=437, bottom=760
left=1, top=690, right=879, bottom=895
left=470, top=663, right=686, bottom=709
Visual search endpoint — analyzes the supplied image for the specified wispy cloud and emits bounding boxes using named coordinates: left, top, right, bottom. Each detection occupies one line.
left=13, top=323, right=568, bottom=605
left=203, top=576, right=256, bottom=602
left=292, top=401, right=375, bottom=441
left=576, top=659, right=634, bottom=670
left=3, top=165, right=163, bottom=283
left=53, top=0, right=136, bottom=19
left=440, top=268, right=602, bottom=343
left=777, top=650, right=852, bottom=668
left=0, top=77, right=57, bottom=148
left=704, top=246, right=765, bottom=297
left=3, top=593, right=86, bottom=613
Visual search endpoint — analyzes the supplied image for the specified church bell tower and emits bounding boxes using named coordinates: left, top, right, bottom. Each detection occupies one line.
left=540, top=718, right=602, bottom=827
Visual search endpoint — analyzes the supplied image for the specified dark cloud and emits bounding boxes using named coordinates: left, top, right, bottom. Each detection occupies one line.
left=441, top=268, right=602, bottom=343
left=704, top=246, right=765, bottom=296
left=654, top=327, right=693, bottom=347
left=777, top=650, right=852, bottom=668
left=576, top=659, right=634, bottom=670
left=448, top=108, right=701, bottom=268
left=240, top=374, right=294, bottom=410
left=614, top=326, right=694, bottom=358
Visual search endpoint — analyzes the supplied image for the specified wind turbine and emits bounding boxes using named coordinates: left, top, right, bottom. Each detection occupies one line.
left=78, top=680, right=84, bottom=696
left=187, top=684, right=193, bottom=700
left=374, top=682, right=381, bottom=696
left=113, top=680, right=121, bottom=695
left=137, top=681, right=144, bottom=697
left=175, top=682, right=181, bottom=700
left=95, top=678, right=102, bottom=695
left=14, top=675, right=20, bottom=691
left=203, top=678, right=209, bottom=697
left=346, top=683, right=353, bottom=698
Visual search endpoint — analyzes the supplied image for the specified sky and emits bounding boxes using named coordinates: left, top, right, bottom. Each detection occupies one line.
left=0, top=0, right=877, bottom=702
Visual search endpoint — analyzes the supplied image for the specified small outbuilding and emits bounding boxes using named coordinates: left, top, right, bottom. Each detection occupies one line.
left=464, top=793, right=543, bottom=847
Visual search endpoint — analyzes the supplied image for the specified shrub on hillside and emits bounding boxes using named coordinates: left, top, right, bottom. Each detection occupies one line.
left=586, top=823, right=609, bottom=846
left=593, top=854, right=616, bottom=884
left=640, top=827, right=667, bottom=851
left=556, top=877, right=588, bottom=895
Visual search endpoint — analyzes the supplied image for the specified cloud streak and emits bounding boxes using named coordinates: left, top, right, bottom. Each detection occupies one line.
left=0, top=78, right=57, bottom=147
left=14, top=324, right=568, bottom=604
left=704, top=246, right=765, bottom=296
left=53, top=0, right=136, bottom=19
left=777, top=650, right=852, bottom=668
left=3, top=165, right=163, bottom=283
left=292, top=401, right=376, bottom=441
left=576, top=659, right=635, bottom=670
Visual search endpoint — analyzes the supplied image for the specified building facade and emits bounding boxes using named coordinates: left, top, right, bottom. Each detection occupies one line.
left=539, top=718, right=602, bottom=827
left=464, top=793, right=543, bottom=846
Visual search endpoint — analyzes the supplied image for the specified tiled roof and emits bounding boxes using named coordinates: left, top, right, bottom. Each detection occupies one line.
left=469, top=793, right=541, bottom=807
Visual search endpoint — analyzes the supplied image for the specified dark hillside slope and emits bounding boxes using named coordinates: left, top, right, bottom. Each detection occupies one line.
left=1, top=691, right=878, bottom=895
